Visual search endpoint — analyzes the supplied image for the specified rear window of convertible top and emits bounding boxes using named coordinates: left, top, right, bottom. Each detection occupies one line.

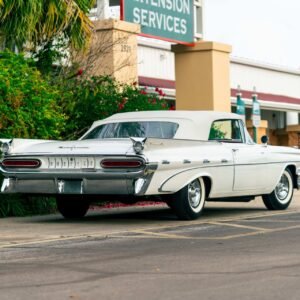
left=82, top=121, right=179, bottom=140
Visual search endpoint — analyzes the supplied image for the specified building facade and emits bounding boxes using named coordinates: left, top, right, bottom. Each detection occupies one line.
left=89, top=0, right=300, bottom=146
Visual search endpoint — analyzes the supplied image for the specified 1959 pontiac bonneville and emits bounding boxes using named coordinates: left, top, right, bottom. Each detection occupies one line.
left=1, top=111, right=300, bottom=220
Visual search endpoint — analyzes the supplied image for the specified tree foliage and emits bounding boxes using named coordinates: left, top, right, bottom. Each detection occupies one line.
left=59, top=76, right=169, bottom=139
left=0, top=0, right=95, bottom=51
left=0, top=50, right=65, bottom=139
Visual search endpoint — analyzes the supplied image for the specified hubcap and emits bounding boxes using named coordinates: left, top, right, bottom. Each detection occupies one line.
left=275, top=173, right=290, bottom=202
left=188, top=180, right=201, bottom=209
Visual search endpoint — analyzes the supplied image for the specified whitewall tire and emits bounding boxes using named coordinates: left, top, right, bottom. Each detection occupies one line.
left=169, top=178, right=206, bottom=220
left=262, top=169, right=294, bottom=210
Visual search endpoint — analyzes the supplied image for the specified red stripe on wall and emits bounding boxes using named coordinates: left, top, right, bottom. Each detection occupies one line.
left=138, top=76, right=176, bottom=89
left=139, top=76, right=300, bottom=105
left=231, top=89, right=300, bottom=105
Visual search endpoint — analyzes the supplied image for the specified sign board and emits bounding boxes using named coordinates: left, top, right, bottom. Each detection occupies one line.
left=251, top=96, right=261, bottom=128
left=121, top=0, right=194, bottom=45
left=252, top=114, right=261, bottom=128
left=236, top=94, right=245, bottom=122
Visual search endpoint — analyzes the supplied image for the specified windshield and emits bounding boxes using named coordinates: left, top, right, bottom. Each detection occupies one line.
left=82, top=121, right=179, bottom=140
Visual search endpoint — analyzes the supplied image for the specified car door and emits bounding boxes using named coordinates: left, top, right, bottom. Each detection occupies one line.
left=209, top=119, right=271, bottom=193
left=231, top=143, right=272, bottom=192
left=207, top=119, right=236, bottom=197
left=230, top=121, right=272, bottom=192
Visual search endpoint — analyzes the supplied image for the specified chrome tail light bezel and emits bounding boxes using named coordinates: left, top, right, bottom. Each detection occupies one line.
left=1, top=159, right=41, bottom=168
left=100, top=159, right=145, bottom=169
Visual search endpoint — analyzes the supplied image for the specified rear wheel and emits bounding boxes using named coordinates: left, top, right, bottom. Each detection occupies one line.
left=170, top=178, right=206, bottom=220
left=262, top=169, right=294, bottom=210
left=56, top=195, right=90, bottom=219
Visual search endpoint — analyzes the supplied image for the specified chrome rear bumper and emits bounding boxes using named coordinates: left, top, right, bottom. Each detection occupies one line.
left=0, top=165, right=157, bottom=195
left=1, top=177, right=135, bottom=195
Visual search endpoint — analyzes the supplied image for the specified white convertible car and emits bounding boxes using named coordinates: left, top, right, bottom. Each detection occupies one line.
left=1, top=111, right=300, bottom=220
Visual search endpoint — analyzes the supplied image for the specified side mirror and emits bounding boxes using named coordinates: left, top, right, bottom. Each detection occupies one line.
left=261, top=135, right=269, bottom=144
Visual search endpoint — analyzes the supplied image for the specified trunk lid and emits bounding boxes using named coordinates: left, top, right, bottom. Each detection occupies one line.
left=6, top=138, right=134, bottom=156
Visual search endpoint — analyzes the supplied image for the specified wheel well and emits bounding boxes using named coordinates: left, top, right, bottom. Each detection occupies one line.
left=202, top=176, right=212, bottom=198
left=286, top=165, right=297, bottom=188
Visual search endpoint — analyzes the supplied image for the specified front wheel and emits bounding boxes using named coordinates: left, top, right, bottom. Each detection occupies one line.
left=169, top=178, right=206, bottom=220
left=262, top=169, right=294, bottom=210
left=56, top=195, right=90, bottom=219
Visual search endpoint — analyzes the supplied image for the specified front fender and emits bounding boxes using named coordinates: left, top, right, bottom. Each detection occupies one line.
left=158, top=167, right=212, bottom=196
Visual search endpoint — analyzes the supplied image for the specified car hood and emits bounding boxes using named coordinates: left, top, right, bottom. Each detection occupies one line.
left=5, top=138, right=135, bottom=156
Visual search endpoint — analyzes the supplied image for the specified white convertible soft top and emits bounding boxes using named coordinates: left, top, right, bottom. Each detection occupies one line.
left=89, top=111, right=243, bottom=141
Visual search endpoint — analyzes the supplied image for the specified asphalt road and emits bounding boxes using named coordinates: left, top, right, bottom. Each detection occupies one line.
left=1, top=194, right=300, bottom=300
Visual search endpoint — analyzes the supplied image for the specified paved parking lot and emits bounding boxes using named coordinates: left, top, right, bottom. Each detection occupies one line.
left=1, top=194, right=300, bottom=300
left=1, top=193, right=300, bottom=248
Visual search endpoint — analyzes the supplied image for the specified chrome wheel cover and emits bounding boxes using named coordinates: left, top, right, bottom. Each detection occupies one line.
left=188, top=179, right=202, bottom=212
left=275, top=172, right=291, bottom=204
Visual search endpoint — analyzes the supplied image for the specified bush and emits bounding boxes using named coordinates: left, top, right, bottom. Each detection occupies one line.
left=0, top=194, right=57, bottom=218
left=59, top=76, right=169, bottom=139
left=0, top=51, right=66, bottom=217
left=0, top=50, right=65, bottom=139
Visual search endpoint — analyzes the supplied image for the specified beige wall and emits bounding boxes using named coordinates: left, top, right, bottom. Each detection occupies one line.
left=246, top=120, right=268, bottom=144
left=77, top=19, right=140, bottom=84
left=172, top=41, right=232, bottom=112
left=286, top=125, right=300, bottom=147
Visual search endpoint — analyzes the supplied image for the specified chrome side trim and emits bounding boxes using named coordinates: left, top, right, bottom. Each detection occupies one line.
left=134, top=163, right=158, bottom=196
left=183, top=159, right=191, bottom=164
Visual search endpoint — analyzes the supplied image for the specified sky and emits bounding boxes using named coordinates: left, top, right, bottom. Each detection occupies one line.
left=203, top=0, right=300, bottom=70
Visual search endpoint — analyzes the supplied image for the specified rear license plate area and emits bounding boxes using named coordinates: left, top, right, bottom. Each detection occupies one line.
left=57, top=180, right=83, bottom=194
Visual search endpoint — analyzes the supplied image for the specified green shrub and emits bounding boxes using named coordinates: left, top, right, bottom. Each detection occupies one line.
left=0, top=50, right=65, bottom=139
left=0, top=50, right=66, bottom=217
left=0, top=193, right=56, bottom=218
left=59, top=76, right=169, bottom=139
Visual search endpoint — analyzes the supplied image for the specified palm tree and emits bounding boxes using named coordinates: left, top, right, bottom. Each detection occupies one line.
left=0, top=0, right=95, bottom=51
